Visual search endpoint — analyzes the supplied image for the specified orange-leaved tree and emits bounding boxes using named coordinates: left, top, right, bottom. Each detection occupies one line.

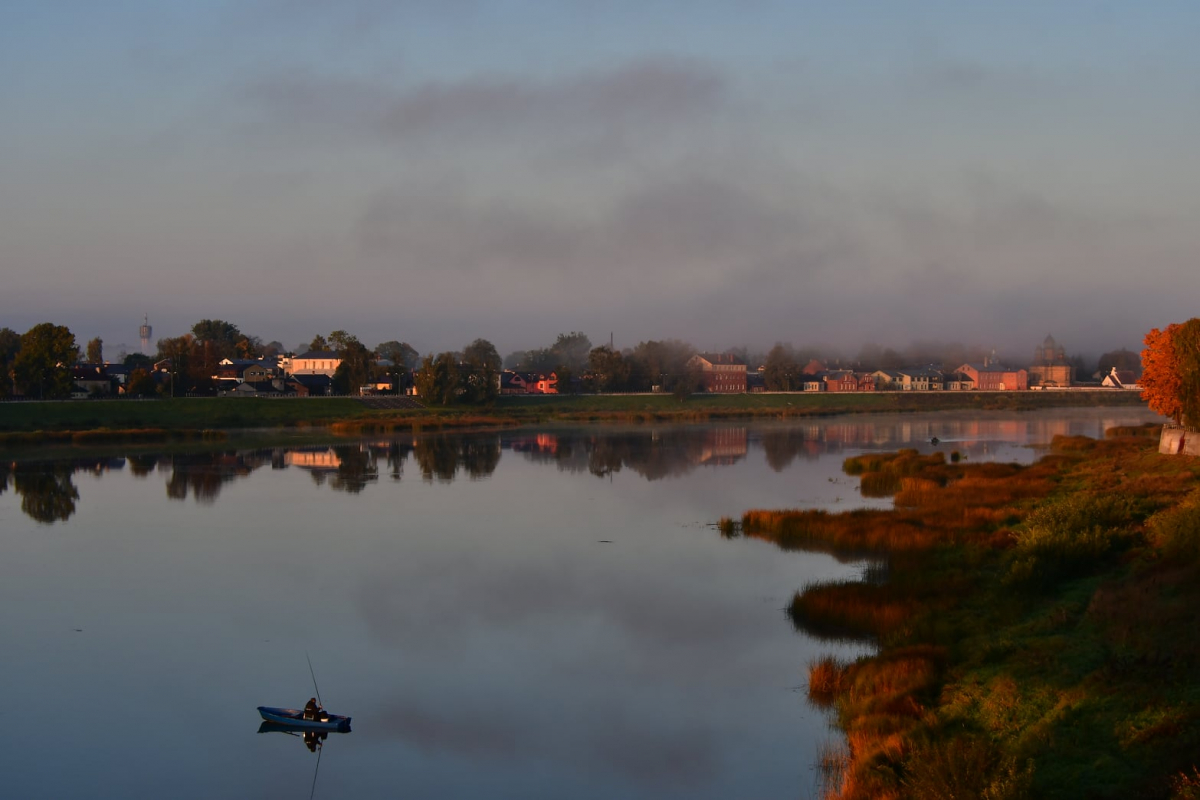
left=1176, top=318, right=1200, bottom=429
left=1142, top=324, right=1182, bottom=423
left=1142, top=319, right=1200, bottom=427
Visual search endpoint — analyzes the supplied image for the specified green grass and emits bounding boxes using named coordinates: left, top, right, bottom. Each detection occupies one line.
left=494, top=389, right=1147, bottom=420
left=0, top=397, right=377, bottom=433
left=0, top=389, right=1147, bottom=436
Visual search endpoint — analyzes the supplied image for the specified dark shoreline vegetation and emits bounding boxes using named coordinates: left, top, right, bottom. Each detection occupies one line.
left=0, top=389, right=1146, bottom=443
left=726, top=424, right=1200, bottom=799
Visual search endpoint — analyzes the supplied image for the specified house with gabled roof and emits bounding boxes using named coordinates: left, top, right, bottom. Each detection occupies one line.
left=1102, top=368, right=1141, bottom=390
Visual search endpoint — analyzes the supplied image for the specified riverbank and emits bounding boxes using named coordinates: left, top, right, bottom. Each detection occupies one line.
left=732, top=425, right=1200, bottom=798
left=0, top=389, right=1146, bottom=440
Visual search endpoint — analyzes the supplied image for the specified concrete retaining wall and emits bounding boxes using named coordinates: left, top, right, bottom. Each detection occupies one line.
left=1160, top=426, right=1185, bottom=454
left=1158, top=425, right=1199, bottom=456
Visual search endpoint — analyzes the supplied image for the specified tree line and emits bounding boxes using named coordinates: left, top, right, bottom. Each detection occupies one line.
left=0, top=317, right=1163, bottom=404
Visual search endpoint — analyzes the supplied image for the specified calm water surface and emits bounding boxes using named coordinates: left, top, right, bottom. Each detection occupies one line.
left=0, top=408, right=1159, bottom=798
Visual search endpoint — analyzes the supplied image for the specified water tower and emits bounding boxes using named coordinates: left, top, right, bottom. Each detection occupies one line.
left=139, top=315, right=152, bottom=354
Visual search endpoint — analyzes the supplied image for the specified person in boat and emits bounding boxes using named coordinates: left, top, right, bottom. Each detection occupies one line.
left=303, top=697, right=323, bottom=721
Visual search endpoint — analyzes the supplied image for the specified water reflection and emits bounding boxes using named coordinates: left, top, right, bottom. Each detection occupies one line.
left=0, top=410, right=1161, bottom=524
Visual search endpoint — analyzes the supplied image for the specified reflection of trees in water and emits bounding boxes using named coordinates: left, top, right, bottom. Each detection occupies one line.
left=126, top=454, right=160, bottom=477
left=329, top=445, right=378, bottom=494
left=163, top=450, right=272, bottom=503
left=460, top=437, right=500, bottom=479
left=760, top=429, right=818, bottom=472
left=413, top=434, right=501, bottom=483
left=382, top=442, right=408, bottom=481
left=508, top=429, right=746, bottom=480
left=12, top=464, right=80, bottom=523
left=5, top=457, right=127, bottom=524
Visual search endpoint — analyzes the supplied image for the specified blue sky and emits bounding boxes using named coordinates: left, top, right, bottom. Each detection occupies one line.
left=3, top=1, right=1198, bottom=360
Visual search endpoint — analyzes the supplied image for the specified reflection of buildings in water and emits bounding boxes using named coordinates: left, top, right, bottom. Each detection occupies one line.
left=698, top=427, right=747, bottom=466
left=285, top=448, right=342, bottom=471
left=508, top=433, right=559, bottom=458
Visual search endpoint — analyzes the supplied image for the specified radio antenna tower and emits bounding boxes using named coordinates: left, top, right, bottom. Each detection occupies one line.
left=139, top=315, right=153, bottom=354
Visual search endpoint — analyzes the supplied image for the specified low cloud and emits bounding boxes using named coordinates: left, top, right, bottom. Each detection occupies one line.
left=241, top=57, right=725, bottom=148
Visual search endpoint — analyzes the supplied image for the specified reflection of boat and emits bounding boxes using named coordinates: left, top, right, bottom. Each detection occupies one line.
left=257, top=706, right=352, bottom=732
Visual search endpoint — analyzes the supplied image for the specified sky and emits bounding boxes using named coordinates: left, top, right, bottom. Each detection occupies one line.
left=3, top=1, right=1199, bottom=361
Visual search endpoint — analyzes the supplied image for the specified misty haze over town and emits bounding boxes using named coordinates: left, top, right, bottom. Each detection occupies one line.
left=4, top=3, right=1197, bottom=360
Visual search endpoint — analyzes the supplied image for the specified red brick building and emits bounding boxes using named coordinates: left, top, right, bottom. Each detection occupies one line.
left=689, top=353, right=747, bottom=393
left=956, top=362, right=1028, bottom=391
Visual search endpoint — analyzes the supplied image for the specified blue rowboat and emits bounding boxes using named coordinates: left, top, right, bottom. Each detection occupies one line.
left=257, top=706, right=352, bottom=732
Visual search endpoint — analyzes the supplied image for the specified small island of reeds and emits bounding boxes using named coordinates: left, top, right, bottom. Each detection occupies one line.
left=730, top=423, right=1200, bottom=799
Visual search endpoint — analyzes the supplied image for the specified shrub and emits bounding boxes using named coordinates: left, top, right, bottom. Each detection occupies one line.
left=1149, top=491, right=1200, bottom=561
left=1005, top=493, right=1139, bottom=589
left=903, top=737, right=1033, bottom=800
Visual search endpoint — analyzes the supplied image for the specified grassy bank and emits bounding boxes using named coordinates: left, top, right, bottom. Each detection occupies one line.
left=494, top=389, right=1147, bottom=421
left=0, top=388, right=1142, bottom=438
left=0, top=389, right=1144, bottom=438
left=732, top=425, right=1200, bottom=799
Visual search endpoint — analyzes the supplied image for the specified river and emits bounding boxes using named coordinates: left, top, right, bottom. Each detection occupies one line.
left=0, top=407, right=1160, bottom=799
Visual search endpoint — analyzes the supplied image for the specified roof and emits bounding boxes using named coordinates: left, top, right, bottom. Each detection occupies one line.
left=960, top=362, right=1020, bottom=373
left=288, top=373, right=333, bottom=388
left=899, top=367, right=943, bottom=378
left=294, top=350, right=341, bottom=360
left=695, top=352, right=746, bottom=365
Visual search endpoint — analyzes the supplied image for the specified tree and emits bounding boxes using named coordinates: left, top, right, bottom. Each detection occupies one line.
left=156, top=334, right=214, bottom=396
left=1097, top=348, right=1141, bottom=377
left=0, top=327, right=20, bottom=399
left=1141, top=324, right=1183, bottom=424
left=551, top=332, right=592, bottom=373
left=234, top=335, right=262, bottom=360
left=13, top=323, right=77, bottom=399
left=376, top=341, right=419, bottom=370
left=125, top=368, right=156, bottom=397
left=123, top=352, right=152, bottom=371
left=627, top=339, right=696, bottom=392
left=1175, top=319, right=1200, bottom=429
left=328, top=331, right=372, bottom=395
left=460, top=338, right=501, bottom=404
left=308, top=334, right=329, bottom=352
left=85, top=337, right=104, bottom=364
left=191, top=319, right=246, bottom=361
left=763, top=343, right=799, bottom=391
left=415, top=353, right=460, bottom=405
left=585, top=346, right=630, bottom=393
left=376, top=341, right=419, bottom=393
left=668, top=360, right=705, bottom=401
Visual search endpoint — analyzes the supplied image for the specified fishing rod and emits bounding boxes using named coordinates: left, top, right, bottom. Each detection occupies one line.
left=309, top=737, right=323, bottom=800
left=306, top=652, right=323, bottom=708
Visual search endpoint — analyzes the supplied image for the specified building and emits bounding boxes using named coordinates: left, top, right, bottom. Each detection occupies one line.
left=956, top=361, right=1028, bottom=391
left=289, top=350, right=342, bottom=377
left=825, top=370, right=876, bottom=392
left=688, top=353, right=747, bottom=393
left=1028, top=334, right=1073, bottom=387
left=871, top=367, right=942, bottom=391
left=1102, top=367, right=1141, bottom=390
